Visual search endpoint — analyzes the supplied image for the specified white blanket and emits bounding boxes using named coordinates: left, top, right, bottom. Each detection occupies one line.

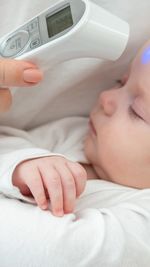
left=1, top=179, right=150, bottom=267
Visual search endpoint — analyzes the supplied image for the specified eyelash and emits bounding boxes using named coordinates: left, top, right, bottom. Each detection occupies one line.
left=116, top=80, right=144, bottom=121
left=128, top=106, right=142, bottom=120
left=116, top=80, right=123, bottom=87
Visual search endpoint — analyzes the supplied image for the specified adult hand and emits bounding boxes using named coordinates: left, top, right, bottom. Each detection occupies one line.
left=0, top=59, right=43, bottom=112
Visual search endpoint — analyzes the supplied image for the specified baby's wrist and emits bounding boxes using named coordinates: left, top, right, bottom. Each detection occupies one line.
left=12, top=166, right=30, bottom=196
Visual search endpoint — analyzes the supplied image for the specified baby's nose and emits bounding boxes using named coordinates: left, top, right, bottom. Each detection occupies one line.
left=99, top=89, right=117, bottom=116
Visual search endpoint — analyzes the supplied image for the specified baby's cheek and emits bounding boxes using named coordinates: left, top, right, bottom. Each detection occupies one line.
left=97, top=134, right=128, bottom=177
left=84, top=134, right=97, bottom=164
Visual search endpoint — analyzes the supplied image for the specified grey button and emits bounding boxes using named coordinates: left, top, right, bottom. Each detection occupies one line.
left=30, top=38, right=41, bottom=49
left=0, top=30, right=30, bottom=57
left=28, top=19, right=38, bottom=33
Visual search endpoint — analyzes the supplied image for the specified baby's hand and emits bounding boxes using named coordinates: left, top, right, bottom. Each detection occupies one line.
left=12, top=156, right=87, bottom=216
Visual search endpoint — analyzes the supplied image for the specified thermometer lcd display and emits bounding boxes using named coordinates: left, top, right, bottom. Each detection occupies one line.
left=46, top=5, right=73, bottom=38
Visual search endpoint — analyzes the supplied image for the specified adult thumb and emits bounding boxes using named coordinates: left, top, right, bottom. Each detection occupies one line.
left=0, top=59, right=43, bottom=87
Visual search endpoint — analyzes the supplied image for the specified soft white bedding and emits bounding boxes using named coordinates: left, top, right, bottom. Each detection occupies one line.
left=1, top=179, right=150, bottom=267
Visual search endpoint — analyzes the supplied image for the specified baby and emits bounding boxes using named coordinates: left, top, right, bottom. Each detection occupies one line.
left=12, top=40, right=150, bottom=217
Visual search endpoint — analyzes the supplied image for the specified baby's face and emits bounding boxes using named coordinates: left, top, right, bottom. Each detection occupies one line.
left=84, top=41, right=150, bottom=188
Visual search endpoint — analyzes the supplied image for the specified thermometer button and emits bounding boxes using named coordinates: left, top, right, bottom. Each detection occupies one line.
left=0, top=30, right=30, bottom=57
left=30, top=37, right=41, bottom=49
left=27, top=19, right=38, bottom=33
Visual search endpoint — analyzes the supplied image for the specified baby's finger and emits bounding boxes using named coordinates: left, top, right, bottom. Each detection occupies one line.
left=41, top=168, right=64, bottom=217
left=56, top=165, right=76, bottom=214
left=26, top=169, right=48, bottom=210
left=66, top=162, right=87, bottom=197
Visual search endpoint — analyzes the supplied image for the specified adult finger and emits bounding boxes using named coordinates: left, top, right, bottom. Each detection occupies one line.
left=0, top=59, right=43, bottom=87
left=0, top=88, right=12, bottom=111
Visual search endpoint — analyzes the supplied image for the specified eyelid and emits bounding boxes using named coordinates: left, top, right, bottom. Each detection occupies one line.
left=132, top=98, right=148, bottom=122
left=128, top=106, right=143, bottom=120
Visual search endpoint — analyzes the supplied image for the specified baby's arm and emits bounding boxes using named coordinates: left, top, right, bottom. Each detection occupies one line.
left=0, top=117, right=88, bottom=208
left=0, top=125, right=85, bottom=208
left=12, top=156, right=87, bottom=216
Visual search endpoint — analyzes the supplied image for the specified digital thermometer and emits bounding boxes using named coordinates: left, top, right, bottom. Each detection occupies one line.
left=0, top=0, right=129, bottom=70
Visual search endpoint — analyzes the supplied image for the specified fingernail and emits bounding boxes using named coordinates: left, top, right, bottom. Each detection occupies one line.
left=54, top=210, right=64, bottom=217
left=41, top=203, right=48, bottom=210
left=23, top=69, right=43, bottom=83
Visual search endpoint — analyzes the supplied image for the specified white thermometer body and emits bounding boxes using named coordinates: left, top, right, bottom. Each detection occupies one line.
left=0, top=0, right=129, bottom=70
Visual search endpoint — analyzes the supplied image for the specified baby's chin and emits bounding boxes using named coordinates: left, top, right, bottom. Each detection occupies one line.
left=92, top=165, right=109, bottom=181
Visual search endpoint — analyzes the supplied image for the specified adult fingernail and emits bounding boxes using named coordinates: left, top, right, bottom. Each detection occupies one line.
left=23, top=69, right=43, bottom=83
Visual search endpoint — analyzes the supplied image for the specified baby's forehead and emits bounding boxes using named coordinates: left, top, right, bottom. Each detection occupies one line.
left=141, top=46, right=150, bottom=64
left=129, top=57, right=150, bottom=96
left=128, top=43, right=150, bottom=98
left=131, top=48, right=150, bottom=78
